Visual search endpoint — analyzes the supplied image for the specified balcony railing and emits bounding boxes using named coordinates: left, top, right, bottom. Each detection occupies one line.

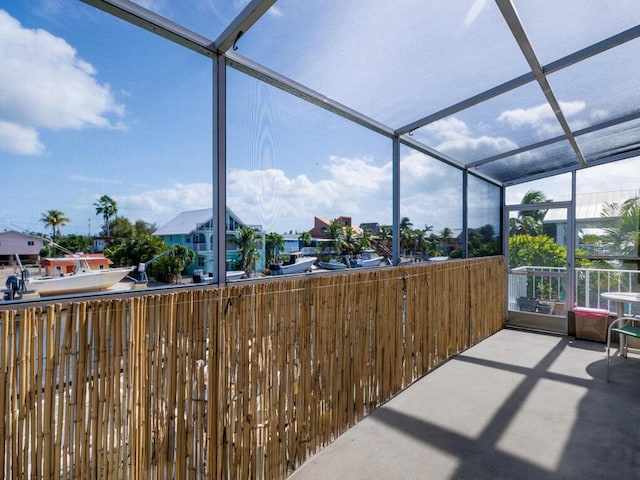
left=509, top=266, right=640, bottom=315
left=0, top=257, right=505, bottom=479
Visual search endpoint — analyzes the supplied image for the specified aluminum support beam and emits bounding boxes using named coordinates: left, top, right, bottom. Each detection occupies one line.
left=392, top=138, right=401, bottom=265
left=495, top=0, right=586, bottom=167
left=213, top=55, right=227, bottom=285
left=462, top=171, right=468, bottom=258
left=566, top=172, right=577, bottom=320
left=215, top=0, right=276, bottom=52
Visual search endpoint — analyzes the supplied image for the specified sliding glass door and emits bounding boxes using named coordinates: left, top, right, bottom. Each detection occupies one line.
left=505, top=204, right=572, bottom=333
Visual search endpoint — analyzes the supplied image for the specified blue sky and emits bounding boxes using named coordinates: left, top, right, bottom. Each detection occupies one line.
left=1, top=1, right=638, bottom=238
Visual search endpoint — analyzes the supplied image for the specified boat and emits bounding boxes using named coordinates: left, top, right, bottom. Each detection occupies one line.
left=226, top=270, right=246, bottom=281
left=24, top=257, right=134, bottom=296
left=348, top=249, right=385, bottom=268
left=318, top=258, right=348, bottom=270
left=269, top=252, right=317, bottom=275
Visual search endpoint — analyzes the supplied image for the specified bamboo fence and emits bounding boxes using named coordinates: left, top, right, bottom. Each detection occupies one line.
left=0, top=256, right=505, bottom=479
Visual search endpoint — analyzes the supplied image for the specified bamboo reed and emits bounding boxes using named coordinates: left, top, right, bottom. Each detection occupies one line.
left=0, top=257, right=504, bottom=479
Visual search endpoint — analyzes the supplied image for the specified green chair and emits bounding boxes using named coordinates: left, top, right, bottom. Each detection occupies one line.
left=606, top=316, right=640, bottom=382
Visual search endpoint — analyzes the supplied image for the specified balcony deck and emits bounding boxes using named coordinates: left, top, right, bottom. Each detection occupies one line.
left=289, top=329, right=640, bottom=480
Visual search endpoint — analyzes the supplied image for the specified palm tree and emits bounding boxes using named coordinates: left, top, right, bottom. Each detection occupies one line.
left=439, top=227, right=454, bottom=255
left=340, top=226, right=361, bottom=255
left=601, top=196, right=639, bottom=256
left=265, top=232, right=285, bottom=265
left=326, top=220, right=344, bottom=253
left=510, top=190, right=550, bottom=236
left=399, top=216, right=413, bottom=230
left=40, top=209, right=70, bottom=240
left=153, top=244, right=196, bottom=283
left=509, top=215, right=543, bottom=236
left=378, top=225, right=393, bottom=249
left=298, top=231, right=312, bottom=250
left=94, top=195, right=118, bottom=239
left=232, top=227, right=260, bottom=273
left=359, top=226, right=372, bottom=251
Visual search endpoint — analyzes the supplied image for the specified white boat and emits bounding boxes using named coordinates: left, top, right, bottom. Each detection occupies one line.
left=25, top=258, right=134, bottom=296
left=318, top=258, right=348, bottom=270
left=348, top=250, right=385, bottom=268
left=226, top=270, right=246, bottom=281
left=269, top=252, right=317, bottom=275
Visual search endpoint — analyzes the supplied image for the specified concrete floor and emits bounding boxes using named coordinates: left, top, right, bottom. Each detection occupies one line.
left=289, top=329, right=640, bottom=480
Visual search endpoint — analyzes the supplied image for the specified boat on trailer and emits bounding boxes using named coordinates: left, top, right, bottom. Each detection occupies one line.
left=269, top=252, right=317, bottom=275
left=348, top=249, right=385, bottom=268
left=318, top=258, right=348, bottom=270
left=25, top=257, right=134, bottom=296
left=9, top=251, right=134, bottom=298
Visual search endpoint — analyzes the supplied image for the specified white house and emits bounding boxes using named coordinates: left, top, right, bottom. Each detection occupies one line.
left=154, top=207, right=266, bottom=275
left=0, top=231, right=44, bottom=266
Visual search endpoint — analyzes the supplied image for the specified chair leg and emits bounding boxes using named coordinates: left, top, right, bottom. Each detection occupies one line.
left=606, top=344, right=610, bottom=382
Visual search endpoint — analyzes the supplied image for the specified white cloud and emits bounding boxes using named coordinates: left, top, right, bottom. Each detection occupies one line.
left=0, top=10, right=125, bottom=155
left=422, top=117, right=517, bottom=158
left=0, top=121, right=44, bottom=155
left=222, top=152, right=463, bottom=232
left=226, top=161, right=368, bottom=232
left=498, top=100, right=586, bottom=138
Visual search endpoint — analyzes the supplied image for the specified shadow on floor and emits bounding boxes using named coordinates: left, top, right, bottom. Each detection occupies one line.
left=289, top=330, right=640, bottom=480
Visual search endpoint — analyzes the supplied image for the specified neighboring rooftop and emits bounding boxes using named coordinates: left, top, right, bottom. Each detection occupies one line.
left=545, top=189, right=640, bottom=223
left=154, top=208, right=215, bottom=237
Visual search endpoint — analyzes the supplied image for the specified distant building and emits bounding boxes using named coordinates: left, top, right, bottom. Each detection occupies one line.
left=283, top=235, right=301, bottom=254
left=92, top=237, right=108, bottom=253
left=154, top=207, right=266, bottom=275
left=0, top=231, right=44, bottom=266
left=308, top=215, right=362, bottom=238
left=41, top=254, right=113, bottom=276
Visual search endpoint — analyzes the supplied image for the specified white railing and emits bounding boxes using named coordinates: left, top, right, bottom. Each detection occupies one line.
left=509, top=266, right=640, bottom=315
left=577, top=267, right=640, bottom=314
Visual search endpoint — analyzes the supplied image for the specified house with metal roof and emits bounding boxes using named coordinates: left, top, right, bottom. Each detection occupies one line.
left=154, top=207, right=266, bottom=276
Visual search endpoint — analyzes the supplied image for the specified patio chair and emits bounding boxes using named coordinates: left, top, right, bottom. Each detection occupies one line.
left=517, top=297, right=537, bottom=312
left=606, top=316, right=640, bottom=382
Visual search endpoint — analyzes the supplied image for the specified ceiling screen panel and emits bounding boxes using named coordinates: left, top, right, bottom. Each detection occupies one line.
left=547, top=39, right=640, bottom=133
left=513, top=0, right=640, bottom=64
left=577, top=118, right=640, bottom=164
left=410, top=81, right=560, bottom=165
left=474, top=141, right=577, bottom=184
left=237, top=0, right=531, bottom=129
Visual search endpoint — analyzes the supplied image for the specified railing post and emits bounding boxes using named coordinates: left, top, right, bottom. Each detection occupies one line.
left=584, top=269, right=590, bottom=308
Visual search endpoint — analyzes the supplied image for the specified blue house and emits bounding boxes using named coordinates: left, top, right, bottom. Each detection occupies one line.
left=154, top=208, right=266, bottom=276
